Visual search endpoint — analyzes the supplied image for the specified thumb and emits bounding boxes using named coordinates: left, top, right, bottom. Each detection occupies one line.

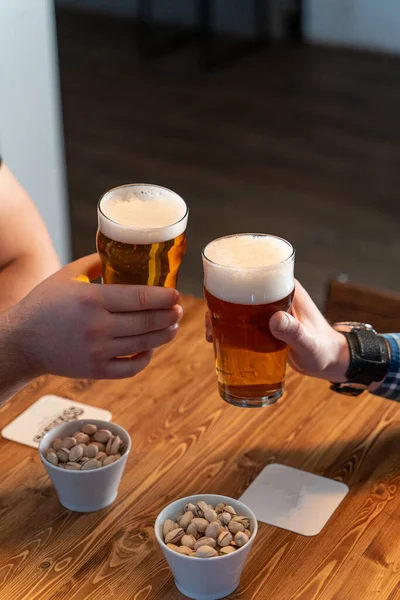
left=269, top=311, right=316, bottom=355
left=56, top=253, right=102, bottom=283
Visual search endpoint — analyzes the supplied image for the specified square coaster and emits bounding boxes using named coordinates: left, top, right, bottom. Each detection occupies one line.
left=1, top=395, right=112, bottom=448
left=239, top=463, right=349, bottom=536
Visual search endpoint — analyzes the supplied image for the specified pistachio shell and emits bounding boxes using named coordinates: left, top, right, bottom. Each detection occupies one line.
left=215, top=502, right=227, bottom=514
left=224, top=505, right=236, bottom=516
left=163, top=519, right=177, bottom=538
left=205, top=521, right=222, bottom=539
left=228, top=520, right=245, bottom=535
left=196, top=545, right=218, bottom=558
left=165, top=528, right=184, bottom=545
left=62, top=437, right=77, bottom=450
left=218, top=512, right=232, bottom=525
left=218, top=531, right=233, bottom=547
left=234, top=531, right=249, bottom=547
left=232, top=516, right=249, bottom=529
left=244, top=529, right=252, bottom=539
left=204, top=509, right=218, bottom=523
left=46, top=452, right=58, bottom=466
left=181, top=534, right=197, bottom=550
left=195, top=501, right=209, bottom=518
left=184, top=503, right=196, bottom=513
left=179, top=510, right=194, bottom=530
left=220, top=546, right=236, bottom=555
left=177, top=546, right=193, bottom=555
left=166, top=543, right=179, bottom=551
left=192, top=518, right=209, bottom=533
left=194, top=537, right=217, bottom=551
left=186, top=522, right=200, bottom=539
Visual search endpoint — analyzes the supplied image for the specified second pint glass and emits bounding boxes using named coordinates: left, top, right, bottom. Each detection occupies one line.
left=97, top=184, right=188, bottom=287
left=202, top=234, right=295, bottom=408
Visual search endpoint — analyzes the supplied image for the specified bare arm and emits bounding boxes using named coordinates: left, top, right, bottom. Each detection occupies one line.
left=0, top=162, right=60, bottom=311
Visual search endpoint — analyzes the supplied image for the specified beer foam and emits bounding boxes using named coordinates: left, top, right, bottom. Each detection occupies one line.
left=203, top=235, right=294, bottom=305
left=98, top=184, right=188, bottom=244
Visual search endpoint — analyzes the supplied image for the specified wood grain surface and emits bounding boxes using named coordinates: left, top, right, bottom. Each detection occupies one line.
left=0, top=295, right=399, bottom=600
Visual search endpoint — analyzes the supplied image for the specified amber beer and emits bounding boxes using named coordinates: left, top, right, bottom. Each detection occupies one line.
left=202, top=234, right=295, bottom=408
left=97, top=184, right=188, bottom=287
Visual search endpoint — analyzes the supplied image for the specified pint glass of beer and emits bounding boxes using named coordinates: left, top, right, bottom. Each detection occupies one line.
left=202, top=234, right=295, bottom=408
left=97, top=184, right=188, bottom=287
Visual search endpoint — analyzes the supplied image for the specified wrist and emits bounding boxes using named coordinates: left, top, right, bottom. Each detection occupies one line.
left=323, top=331, right=350, bottom=383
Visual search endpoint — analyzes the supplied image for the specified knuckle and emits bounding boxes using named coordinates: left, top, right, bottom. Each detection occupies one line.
left=141, top=311, right=154, bottom=332
left=136, top=286, right=150, bottom=309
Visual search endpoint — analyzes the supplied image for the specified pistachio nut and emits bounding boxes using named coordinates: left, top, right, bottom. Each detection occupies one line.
left=186, top=522, right=200, bottom=538
left=184, top=503, right=196, bottom=513
left=196, top=545, right=218, bottom=558
left=56, top=448, right=70, bottom=463
left=181, top=534, right=197, bottom=550
left=103, top=455, right=116, bottom=466
left=215, top=502, right=226, bottom=514
left=165, top=528, right=184, bottom=545
left=62, top=437, right=77, bottom=450
left=194, top=537, right=217, bottom=551
left=220, top=546, right=236, bottom=555
left=81, top=423, right=98, bottom=435
left=81, top=458, right=102, bottom=470
left=204, top=509, right=218, bottom=523
left=192, top=518, right=209, bottom=533
left=84, top=444, right=98, bottom=459
left=163, top=519, right=177, bottom=538
left=74, top=432, right=90, bottom=445
left=205, top=521, right=222, bottom=539
left=224, top=505, right=236, bottom=516
left=232, top=516, right=249, bottom=529
left=217, top=531, right=233, bottom=547
left=218, top=511, right=232, bottom=525
left=69, top=445, right=84, bottom=462
left=234, top=531, right=249, bottom=547
left=166, top=543, right=179, bottom=551
left=65, top=462, right=81, bottom=470
left=179, top=510, right=194, bottom=530
left=195, top=501, right=209, bottom=518
left=228, top=520, right=245, bottom=535
left=177, top=546, right=193, bottom=556
left=52, top=438, right=63, bottom=452
left=93, top=429, right=113, bottom=444
left=244, top=529, right=252, bottom=539
left=46, top=452, right=58, bottom=466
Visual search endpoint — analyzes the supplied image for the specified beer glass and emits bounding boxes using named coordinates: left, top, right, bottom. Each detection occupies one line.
left=97, top=184, right=188, bottom=287
left=202, top=234, right=295, bottom=408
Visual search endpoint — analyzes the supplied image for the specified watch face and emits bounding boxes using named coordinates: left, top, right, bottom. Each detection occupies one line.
left=333, top=322, right=376, bottom=334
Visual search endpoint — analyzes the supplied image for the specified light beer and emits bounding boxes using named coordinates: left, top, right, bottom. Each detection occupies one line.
left=203, top=234, right=295, bottom=408
left=97, top=184, right=188, bottom=287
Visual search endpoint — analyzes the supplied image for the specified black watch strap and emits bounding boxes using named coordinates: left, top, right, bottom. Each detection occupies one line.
left=344, top=330, right=389, bottom=385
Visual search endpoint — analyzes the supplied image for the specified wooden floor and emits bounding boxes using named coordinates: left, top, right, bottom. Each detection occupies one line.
left=57, top=10, right=400, bottom=307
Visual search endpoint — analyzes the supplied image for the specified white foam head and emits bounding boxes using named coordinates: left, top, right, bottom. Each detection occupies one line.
left=98, top=184, right=188, bottom=244
left=203, top=234, right=295, bottom=305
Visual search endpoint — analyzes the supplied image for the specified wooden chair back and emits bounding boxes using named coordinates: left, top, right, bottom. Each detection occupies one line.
left=324, top=279, right=400, bottom=333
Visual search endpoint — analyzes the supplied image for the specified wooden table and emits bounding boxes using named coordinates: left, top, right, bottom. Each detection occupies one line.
left=0, top=295, right=399, bottom=600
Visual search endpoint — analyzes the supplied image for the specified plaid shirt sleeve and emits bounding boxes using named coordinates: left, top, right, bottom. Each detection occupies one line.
left=370, top=334, right=400, bottom=401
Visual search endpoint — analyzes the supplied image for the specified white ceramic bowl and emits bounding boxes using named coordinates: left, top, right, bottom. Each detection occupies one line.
left=39, top=419, right=131, bottom=512
left=155, top=494, right=258, bottom=600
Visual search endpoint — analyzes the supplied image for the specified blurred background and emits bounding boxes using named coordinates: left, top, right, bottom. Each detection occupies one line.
left=1, top=0, right=399, bottom=307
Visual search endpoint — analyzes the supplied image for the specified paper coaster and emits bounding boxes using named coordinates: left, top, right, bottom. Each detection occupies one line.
left=239, top=463, right=349, bottom=536
left=1, top=395, right=112, bottom=448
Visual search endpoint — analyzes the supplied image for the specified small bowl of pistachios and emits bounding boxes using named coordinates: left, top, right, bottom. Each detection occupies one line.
left=39, top=419, right=131, bottom=513
left=155, top=494, right=258, bottom=600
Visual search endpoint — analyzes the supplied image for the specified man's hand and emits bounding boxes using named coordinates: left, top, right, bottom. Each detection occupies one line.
left=206, top=281, right=350, bottom=383
left=6, top=254, right=183, bottom=382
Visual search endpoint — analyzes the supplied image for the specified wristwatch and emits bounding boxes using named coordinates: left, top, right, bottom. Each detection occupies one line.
left=330, top=322, right=390, bottom=396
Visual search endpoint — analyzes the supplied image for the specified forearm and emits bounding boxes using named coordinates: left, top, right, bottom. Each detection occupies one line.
left=0, top=311, right=36, bottom=407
